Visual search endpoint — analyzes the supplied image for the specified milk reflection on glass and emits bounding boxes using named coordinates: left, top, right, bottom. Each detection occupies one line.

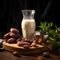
left=21, top=10, right=36, bottom=40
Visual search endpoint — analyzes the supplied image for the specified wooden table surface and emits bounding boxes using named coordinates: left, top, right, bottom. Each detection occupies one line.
left=0, top=50, right=60, bottom=60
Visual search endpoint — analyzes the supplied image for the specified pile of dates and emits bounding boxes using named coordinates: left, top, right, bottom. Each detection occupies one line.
left=17, top=38, right=36, bottom=48
left=3, top=28, right=20, bottom=43
left=3, top=28, right=43, bottom=48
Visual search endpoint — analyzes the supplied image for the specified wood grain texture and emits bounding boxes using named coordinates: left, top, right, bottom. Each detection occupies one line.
left=2, top=41, right=48, bottom=55
left=0, top=51, right=60, bottom=60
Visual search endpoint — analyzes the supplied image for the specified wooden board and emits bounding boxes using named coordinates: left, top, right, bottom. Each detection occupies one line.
left=2, top=41, right=48, bottom=55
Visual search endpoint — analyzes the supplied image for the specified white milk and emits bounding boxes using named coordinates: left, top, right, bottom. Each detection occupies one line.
left=21, top=19, right=36, bottom=39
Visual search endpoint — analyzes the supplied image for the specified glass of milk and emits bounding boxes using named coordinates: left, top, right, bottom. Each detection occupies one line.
left=21, top=10, right=36, bottom=40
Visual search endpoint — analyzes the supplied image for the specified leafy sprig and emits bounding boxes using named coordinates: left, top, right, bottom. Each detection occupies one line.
left=38, top=21, right=53, bottom=32
left=38, top=21, right=60, bottom=53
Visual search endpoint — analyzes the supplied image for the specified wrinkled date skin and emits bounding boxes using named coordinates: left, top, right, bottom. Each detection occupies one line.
left=17, top=41, right=30, bottom=46
left=12, top=51, right=21, bottom=57
left=7, top=38, right=16, bottom=43
left=23, top=45, right=30, bottom=48
left=10, top=28, right=19, bottom=34
left=17, top=40, right=37, bottom=48
left=3, top=28, right=39, bottom=49
left=3, top=28, right=20, bottom=43
left=30, top=40, right=36, bottom=47
left=3, top=32, right=10, bottom=39
left=10, top=32, right=20, bottom=38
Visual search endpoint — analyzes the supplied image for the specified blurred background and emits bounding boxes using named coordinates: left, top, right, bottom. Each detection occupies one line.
left=0, top=0, right=59, bottom=37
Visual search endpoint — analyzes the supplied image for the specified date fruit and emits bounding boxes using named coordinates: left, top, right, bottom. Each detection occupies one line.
left=42, top=52, right=51, bottom=57
left=7, top=38, right=16, bottom=43
left=3, top=32, right=10, bottom=39
left=16, top=38, right=22, bottom=42
left=23, top=45, right=29, bottom=48
left=17, top=41, right=30, bottom=46
left=24, top=39, right=32, bottom=44
left=17, top=41, right=22, bottom=46
left=10, top=28, right=19, bottom=33
left=30, top=40, right=36, bottom=47
left=13, top=51, right=20, bottom=56
left=10, top=32, right=20, bottom=38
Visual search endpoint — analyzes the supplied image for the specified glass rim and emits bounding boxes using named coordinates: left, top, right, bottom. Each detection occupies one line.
left=21, top=10, right=35, bottom=14
left=21, top=10, right=35, bottom=11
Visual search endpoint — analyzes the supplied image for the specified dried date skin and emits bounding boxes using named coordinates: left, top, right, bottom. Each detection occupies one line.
left=23, top=45, right=29, bottom=48
left=10, top=28, right=19, bottom=33
left=16, top=38, right=22, bottom=42
left=17, top=41, right=30, bottom=46
left=42, top=52, right=51, bottom=57
left=10, top=32, right=20, bottom=38
left=13, top=51, right=21, bottom=57
left=7, top=38, right=16, bottom=43
left=3, top=32, right=10, bottom=39
left=17, top=41, right=23, bottom=46
left=24, top=39, right=32, bottom=44
left=30, top=40, right=36, bottom=47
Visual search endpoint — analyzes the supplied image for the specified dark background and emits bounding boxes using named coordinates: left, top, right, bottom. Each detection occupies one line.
left=0, top=0, right=60, bottom=36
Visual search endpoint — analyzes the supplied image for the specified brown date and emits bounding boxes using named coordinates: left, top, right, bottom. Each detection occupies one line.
left=10, top=28, right=19, bottom=33
left=3, top=32, right=10, bottom=39
left=7, top=38, right=16, bottom=43
left=24, top=39, right=32, bottom=44
left=13, top=51, right=20, bottom=56
left=10, top=32, right=20, bottom=38
left=17, top=41, right=22, bottom=46
left=23, top=45, right=29, bottom=48
left=30, top=40, right=36, bottom=47
left=17, top=41, right=30, bottom=46
left=16, top=38, right=22, bottom=42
